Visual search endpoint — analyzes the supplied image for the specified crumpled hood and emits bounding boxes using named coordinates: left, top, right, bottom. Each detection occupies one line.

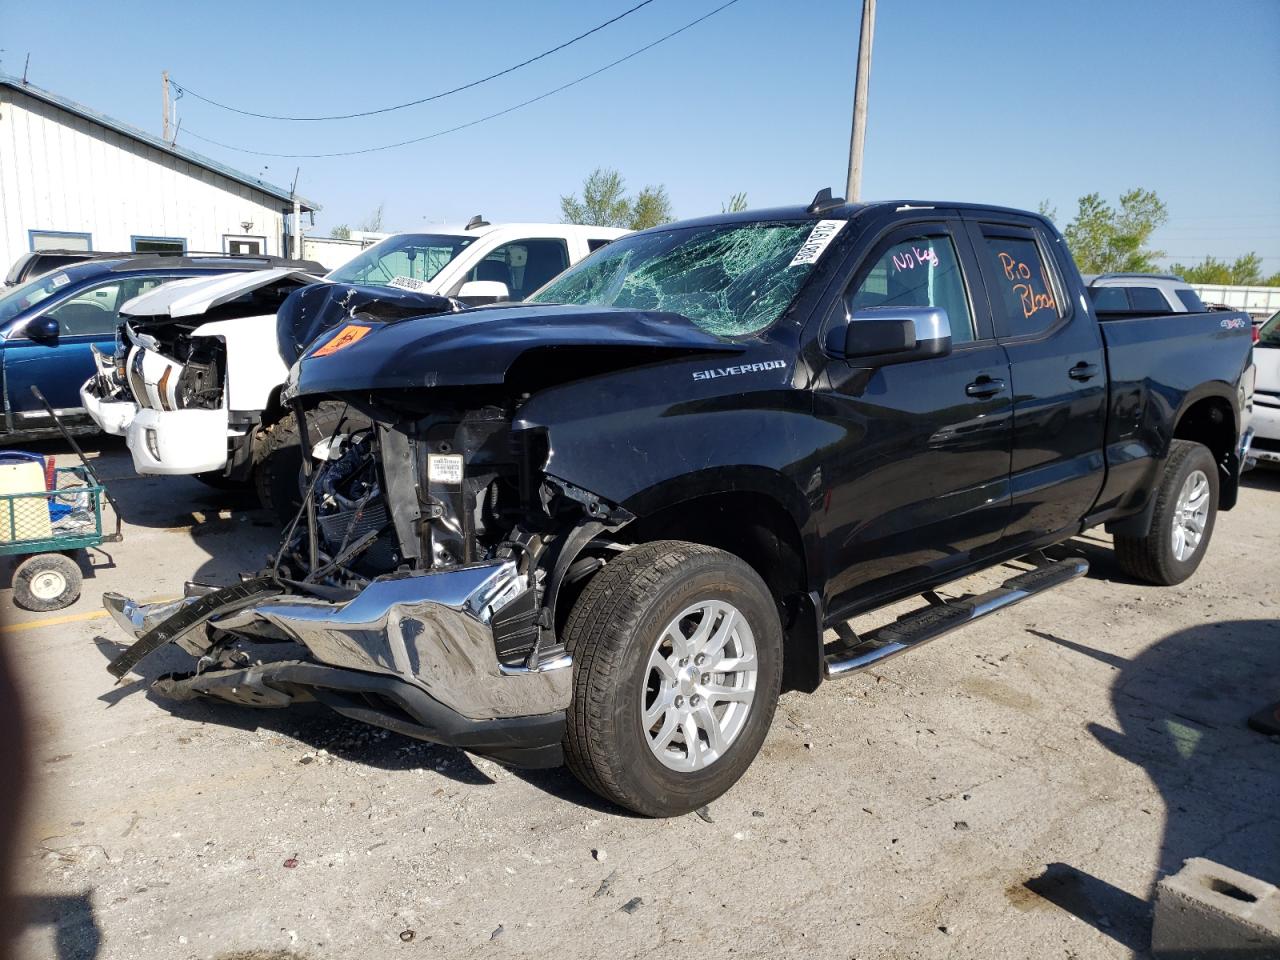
left=289, top=302, right=744, bottom=398
left=277, top=281, right=455, bottom=364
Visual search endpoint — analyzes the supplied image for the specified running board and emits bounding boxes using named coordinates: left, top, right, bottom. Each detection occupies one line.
left=823, top=558, right=1088, bottom=679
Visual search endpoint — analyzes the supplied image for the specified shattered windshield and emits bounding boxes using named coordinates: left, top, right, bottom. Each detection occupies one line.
left=529, top=220, right=844, bottom=336
left=326, top=233, right=476, bottom=289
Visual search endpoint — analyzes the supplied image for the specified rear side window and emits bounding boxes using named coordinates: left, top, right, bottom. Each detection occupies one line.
left=587, top=238, right=614, bottom=252
left=979, top=231, right=1061, bottom=338
left=1176, top=288, right=1206, bottom=312
left=1089, top=287, right=1128, bottom=311
left=847, top=232, right=975, bottom=343
left=1128, top=286, right=1172, bottom=313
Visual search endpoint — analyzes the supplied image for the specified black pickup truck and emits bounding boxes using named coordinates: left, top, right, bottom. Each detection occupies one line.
left=105, top=193, right=1256, bottom=817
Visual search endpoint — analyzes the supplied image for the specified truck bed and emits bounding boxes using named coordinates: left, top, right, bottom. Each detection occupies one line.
left=1092, top=309, right=1254, bottom=522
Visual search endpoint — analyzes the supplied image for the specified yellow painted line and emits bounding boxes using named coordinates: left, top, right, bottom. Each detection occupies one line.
left=2, top=609, right=109, bottom=633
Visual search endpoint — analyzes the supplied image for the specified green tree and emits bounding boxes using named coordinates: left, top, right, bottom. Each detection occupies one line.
left=722, top=192, right=749, bottom=214
left=560, top=168, right=674, bottom=230
left=1169, top=253, right=1265, bottom=286
left=629, top=185, right=674, bottom=230
left=329, top=224, right=351, bottom=240
left=1061, top=189, right=1168, bottom=274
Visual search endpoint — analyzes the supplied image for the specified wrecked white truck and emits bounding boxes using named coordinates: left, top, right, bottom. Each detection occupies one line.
left=104, top=197, right=1255, bottom=816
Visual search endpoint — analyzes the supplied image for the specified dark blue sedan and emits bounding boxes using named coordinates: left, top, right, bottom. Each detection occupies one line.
left=0, top=254, right=319, bottom=442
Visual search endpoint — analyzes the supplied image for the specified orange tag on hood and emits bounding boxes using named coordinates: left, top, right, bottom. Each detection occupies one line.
left=310, top=323, right=372, bottom=358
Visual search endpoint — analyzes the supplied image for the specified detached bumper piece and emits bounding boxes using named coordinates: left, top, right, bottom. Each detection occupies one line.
left=104, top=561, right=572, bottom=768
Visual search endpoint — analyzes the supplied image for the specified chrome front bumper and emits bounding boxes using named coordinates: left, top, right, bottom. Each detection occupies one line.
left=105, top=559, right=572, bottom=723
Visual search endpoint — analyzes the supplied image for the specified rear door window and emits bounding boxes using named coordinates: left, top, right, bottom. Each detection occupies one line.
left=978, top=229, right=1062, bottom=338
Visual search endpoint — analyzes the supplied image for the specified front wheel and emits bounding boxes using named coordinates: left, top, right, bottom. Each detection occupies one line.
left=1115, top=439, right=1219, bottom=585
left=562, top=540, right=782, bottom=817
left=255, top=402, right=369, bottom=525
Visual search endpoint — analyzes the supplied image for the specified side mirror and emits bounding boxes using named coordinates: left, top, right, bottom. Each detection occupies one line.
left=27, top=315, right=60, bottom=341
left=827, top=306, right=952, bottom=364
left=456, top=280, right=510, bottom=306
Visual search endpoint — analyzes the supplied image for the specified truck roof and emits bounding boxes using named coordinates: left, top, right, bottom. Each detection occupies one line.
left=408, top=221, right=630, bottom=239
left=638, top=199, right=1053, bottom=234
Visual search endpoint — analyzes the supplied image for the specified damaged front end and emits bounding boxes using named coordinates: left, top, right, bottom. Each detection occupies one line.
left=103, top=300, right=739, bottom=765
left=105, top=387, right=631, bottom=768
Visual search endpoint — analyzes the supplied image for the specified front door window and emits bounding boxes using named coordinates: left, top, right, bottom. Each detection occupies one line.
left=847, top=233, right=975, bottom=343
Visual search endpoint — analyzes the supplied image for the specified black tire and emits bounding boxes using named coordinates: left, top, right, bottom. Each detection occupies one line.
left=1115, top=439, right=1219, bottom=586
left=12, top=552, right=82, bottom=612
left=562, top=540, right=783, bottom=817
left=254, top=402, right=369, bottom=525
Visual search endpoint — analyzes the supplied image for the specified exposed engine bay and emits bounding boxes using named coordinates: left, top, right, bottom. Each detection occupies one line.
left=272, top=394, right=631, bottom=669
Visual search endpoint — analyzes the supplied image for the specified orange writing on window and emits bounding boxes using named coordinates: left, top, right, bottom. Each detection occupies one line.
left=310, top=324, right=372, bottom=358
left=997, top=251, right=1056, bottom=319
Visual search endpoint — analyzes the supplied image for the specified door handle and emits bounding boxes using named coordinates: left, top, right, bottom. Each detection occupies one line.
left=965, top=376, right=1006, bottom=399
left=1069, top=361, right=1100, bottom=382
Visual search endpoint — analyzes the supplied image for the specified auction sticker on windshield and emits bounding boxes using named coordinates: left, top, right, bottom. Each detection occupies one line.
left=310, top=323, right=372, bottom=358
left=388, top=276, right=429, bottom=292
left=788, top=220, right=846, bottom=268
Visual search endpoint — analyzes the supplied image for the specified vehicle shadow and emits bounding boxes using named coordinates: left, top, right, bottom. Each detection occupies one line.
left=90, top=630, right=631, bottom=814
left=14, top=890, right=101, bottom=960
left=1025, top=617, right=1280, bottom=951
left=89, top=634, right=492, bottom=787
left=1242, top=465, right=1280, bottom=492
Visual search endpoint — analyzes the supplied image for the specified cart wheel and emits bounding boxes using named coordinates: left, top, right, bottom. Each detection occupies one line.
left=13, top=553, right=83, bottom=612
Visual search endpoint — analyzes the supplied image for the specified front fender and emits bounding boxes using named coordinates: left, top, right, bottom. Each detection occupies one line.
left=190, top=314, right=289, bottom=413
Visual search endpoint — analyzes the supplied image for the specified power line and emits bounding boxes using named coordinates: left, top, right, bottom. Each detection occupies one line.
left=173, top=0, right=657, bottom=122
left=179, top=0, right=743, bottom=159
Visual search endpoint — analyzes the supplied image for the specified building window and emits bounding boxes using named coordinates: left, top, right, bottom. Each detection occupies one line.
left=131, top=236, right=186, bottom=254
left=29, top=230, right=92, bottom=252
left=223, top=235, right=266, bottom=256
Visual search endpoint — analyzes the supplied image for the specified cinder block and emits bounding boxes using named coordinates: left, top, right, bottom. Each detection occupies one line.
left=1152, top=857, right=1280, bottom=959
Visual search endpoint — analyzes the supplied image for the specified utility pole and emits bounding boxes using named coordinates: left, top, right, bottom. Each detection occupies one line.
left=845, top=0, right=875, bottom=202
left=161, top=71, right=171, bottom=142
left=291, top=167, right=303, bottom=260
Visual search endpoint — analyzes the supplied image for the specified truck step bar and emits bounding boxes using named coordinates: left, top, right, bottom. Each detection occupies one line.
left=823, top=557, right=1089, bottom=679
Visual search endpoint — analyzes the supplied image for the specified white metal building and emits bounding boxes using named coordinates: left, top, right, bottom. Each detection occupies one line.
left=0, top=74, right=319, bottom=270
left=1190, top=283, right=1280, bottom=321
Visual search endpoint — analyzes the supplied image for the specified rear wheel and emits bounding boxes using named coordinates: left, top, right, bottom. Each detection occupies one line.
left=1115, top=439, right=1219, bottom=585
left=255, top=402, right=369, bottom=525
left=12, top=552, right=83, bottom=612
left=562, top=540, right=782, bottom=817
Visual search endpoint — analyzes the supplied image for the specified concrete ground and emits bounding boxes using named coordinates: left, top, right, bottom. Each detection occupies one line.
left=6, top=440, right=1279, bottom=960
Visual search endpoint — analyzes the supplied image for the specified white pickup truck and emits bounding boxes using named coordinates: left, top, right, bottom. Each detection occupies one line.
left=82, top=220, right=627, bottom=518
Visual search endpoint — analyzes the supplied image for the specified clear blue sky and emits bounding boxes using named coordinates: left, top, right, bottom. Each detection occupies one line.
left=3, top=0, right=1278, bottom=269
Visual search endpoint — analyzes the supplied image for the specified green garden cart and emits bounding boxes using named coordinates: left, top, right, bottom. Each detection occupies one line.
left=0, top=387, right=122, bottom=611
